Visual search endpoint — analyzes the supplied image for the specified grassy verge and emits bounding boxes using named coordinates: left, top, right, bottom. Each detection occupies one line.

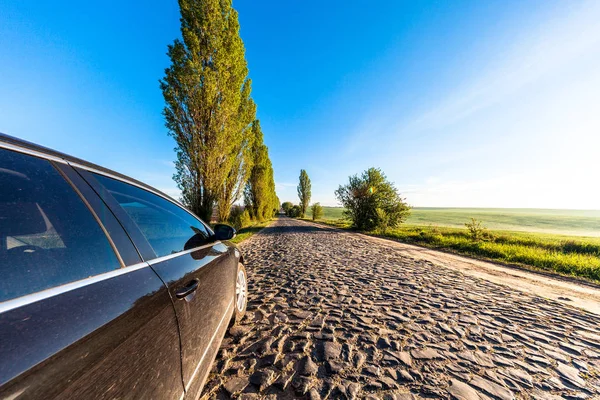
left=230, top=219, right=274, bottom=244
left=302, top=218, right=600, bottom=283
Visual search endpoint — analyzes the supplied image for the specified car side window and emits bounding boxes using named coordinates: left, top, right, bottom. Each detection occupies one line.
left=0, top=149, right=120, bottom=302
left=93, top=174, right=213, bottom=258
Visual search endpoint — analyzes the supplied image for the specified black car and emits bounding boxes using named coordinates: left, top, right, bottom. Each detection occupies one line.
left=0, top=134, right=248, bottom=399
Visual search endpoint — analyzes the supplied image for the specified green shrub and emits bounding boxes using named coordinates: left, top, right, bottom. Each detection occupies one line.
left=239, top=210, right=252, bottom=229
left=335, top=167, right=410, bottom=231
left=229, top=206, right=252, bottom=230
left=287, top=205, right=302, bottom=218
left=282, top=202, right=293, bottom=214
left=228, top=206, right=243, bottom=229
left=311, top=203, right=324, bottom=220
left=482, top=230, right=496, bottom=241
left=465, top=218, right=486, bottom=241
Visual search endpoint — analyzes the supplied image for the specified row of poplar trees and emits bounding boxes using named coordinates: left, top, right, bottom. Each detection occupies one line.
left=160, top=0, right=279, bottom=223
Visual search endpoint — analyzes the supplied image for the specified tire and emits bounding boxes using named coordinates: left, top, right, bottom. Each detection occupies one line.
left=231, top=263, right=247, bottom=327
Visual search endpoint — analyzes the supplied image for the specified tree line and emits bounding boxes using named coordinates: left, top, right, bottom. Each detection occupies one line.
left=160, top=0, right=278, bottom=227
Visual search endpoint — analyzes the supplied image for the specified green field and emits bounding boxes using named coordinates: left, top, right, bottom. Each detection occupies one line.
left=313, top=207, right=600, bottom=282
left=321, top=207, right=600, bottom=237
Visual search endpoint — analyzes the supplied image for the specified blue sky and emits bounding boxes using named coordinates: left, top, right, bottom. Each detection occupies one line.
left=1, top=1, right=599, bottom=209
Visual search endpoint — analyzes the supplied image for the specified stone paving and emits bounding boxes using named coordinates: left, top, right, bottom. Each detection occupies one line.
left=201, top=218, right=600, bottom=399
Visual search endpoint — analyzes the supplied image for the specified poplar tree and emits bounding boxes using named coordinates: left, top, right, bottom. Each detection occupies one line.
left=297, top=169, right=311, bottom=218
left=266, top=163, right=279, bottom=217
left=244, top=121, right=278, bottom=220
left=160, top=0, right=254, bottom=222
left=244, top=121, right=268, bottom=219
left=217, top=79, right=256, bottom=221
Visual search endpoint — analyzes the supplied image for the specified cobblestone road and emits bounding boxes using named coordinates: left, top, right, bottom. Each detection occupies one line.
left=202, top=218, right=600, bottom=399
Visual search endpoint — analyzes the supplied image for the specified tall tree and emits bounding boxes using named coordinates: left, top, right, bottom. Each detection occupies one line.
left=244, top=120, right=279, bottom=221
left=297, top=169, right=311, bottom=218
left=244, top=121, right=271, bottom=220
left=266, top=163, right=279, bottom=217
left=160, top=0, right=254, bottom=222
left=216, top=79, right=256, bottom=221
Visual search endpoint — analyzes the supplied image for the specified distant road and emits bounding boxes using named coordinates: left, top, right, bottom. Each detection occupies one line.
left=202, top=217, right=600, bottom=399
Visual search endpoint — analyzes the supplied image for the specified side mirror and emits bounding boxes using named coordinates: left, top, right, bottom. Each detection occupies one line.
left=213, top=224, right=236, bottom=241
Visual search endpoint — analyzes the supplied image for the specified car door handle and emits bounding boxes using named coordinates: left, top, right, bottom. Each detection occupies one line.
left=175, top=279, right=199, bottom=299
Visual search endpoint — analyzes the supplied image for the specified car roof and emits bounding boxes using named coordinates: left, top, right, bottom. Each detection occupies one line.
left=0, top=132, right=180, bottom=205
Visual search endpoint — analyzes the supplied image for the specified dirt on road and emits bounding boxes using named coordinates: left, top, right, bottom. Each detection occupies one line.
left=202, top=217, right=600, bottom=399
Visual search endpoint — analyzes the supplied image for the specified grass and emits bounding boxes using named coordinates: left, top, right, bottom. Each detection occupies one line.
left=319, top=206, right=347, bottom=220
left=229, top=219, right=273, bottom=244
left=305, top=210, right=600, bottom=282
left=321, top=206, right=600, bottom=237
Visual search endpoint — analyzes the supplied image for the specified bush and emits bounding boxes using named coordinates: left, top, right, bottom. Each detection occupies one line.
left=334, top=167, right=410, bottom=231
left=482, top=230, right=496, bottom=241
left=239, top=210, right=252, bottom=229
left=228, top=205, right=243, bottom=229
left=229, top=206, right=252, bottom=230
left=281, top=202, right=293, bottom=214
left=287, top=205, right=302, bottom=218
left=465, top=218, right=487, bottom=242
left=311, top=203, right=323, bottom=220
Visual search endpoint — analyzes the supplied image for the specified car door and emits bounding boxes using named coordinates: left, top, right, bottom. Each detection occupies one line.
left=0, top=147, right=183, bottom=399
left=80, top=171, right=238, bottom=399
